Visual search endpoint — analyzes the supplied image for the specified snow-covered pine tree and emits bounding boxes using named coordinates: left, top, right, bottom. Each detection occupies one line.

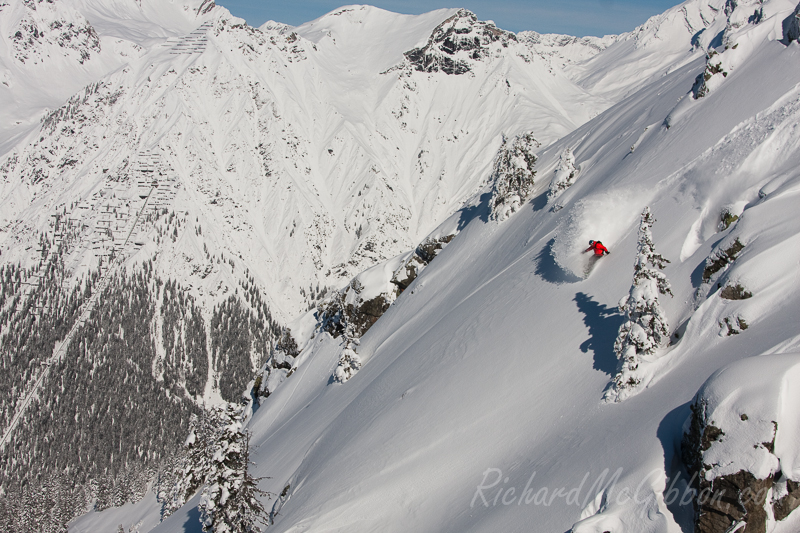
left=334, top=337, right=362, bottom=383
left=160, top=410, right=219, bottom=519
left=547, top=147, right=578, bottom=205
left=216, top=433, right=269, bottom=533
left=199, top=404, right=269, bottom=533
left=489, top=132, right=539, bottom=222
left=609, top=207, right=673, bottom=399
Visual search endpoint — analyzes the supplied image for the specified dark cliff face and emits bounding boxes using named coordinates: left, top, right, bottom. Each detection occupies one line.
left=197, top=0, right=216, bottom=16
left=404, top=9, right=516, bottom=75
left=682, top=400, right=800, bottom=533
left=786, top=4, right=800, bottom=42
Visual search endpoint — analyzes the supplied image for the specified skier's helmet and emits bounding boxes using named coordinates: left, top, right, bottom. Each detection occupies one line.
left=589, top=240, right=595, bottom=245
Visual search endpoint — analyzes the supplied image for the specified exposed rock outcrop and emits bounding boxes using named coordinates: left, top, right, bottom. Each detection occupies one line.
left=319, top=279, right=393, bottom=340
left=692, top=0, right=764, bottom=98
left=404, top=9, right=516, bottom=75
left=774, top=479, right=800, bottom=520
left=720, top=283, right=752, bottom=300
left=692, top=51, right=728, bottom=99
left=720, top=315, right=749, bottom=335
left=719, top=208, right=740, bottom=231
left=703, top=238, right=745, bottom=283
left=320, top=233, right=455, bottom=383
left=320, top=233, right=456, bottom=341
left=197, top=0, right=216, bottom=16
left=391, top=235, right=455, bottom=291
left=682, top=354, right=800, bottom=533
left=11, top=0, right=101, bottom=65
left=683, top=404, right=774, bottom=533
left=255, top=328, right=300, bottom=398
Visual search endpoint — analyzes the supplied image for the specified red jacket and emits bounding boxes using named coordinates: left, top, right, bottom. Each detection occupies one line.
left=585, top=241, right=609, bottom=256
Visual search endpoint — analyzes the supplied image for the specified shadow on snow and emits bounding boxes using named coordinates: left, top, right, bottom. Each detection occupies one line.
left=535, top=238, right=582, bottom=284
left=457, top=192, right=492, bottom=231
left=657, top=401, right=695, bottom=533
left=573, top=292, right=623, bottom=376
left=182, top=503, right=203, bottom=532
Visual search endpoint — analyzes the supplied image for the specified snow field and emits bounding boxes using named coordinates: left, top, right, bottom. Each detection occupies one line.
left=24, top=0, right=800, bottom=531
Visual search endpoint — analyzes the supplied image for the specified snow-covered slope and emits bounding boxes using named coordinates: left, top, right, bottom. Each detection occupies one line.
left=103, top=0, right=800, bottom=531
left=0, top=2, right=617, bottom=527
left=563, top=0, right=762, bottom=101
left=0, top=3, right=610, bottom=323
left=5, top=0, right=800, bottom=531
left=0, top=0, right=210, bottom=152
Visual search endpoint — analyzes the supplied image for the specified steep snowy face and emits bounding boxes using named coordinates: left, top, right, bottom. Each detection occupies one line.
left=125, top=1, right=800, bottom=532
left=0, top=4, right=609, bottom=319
left=0, top=0, right=214, bottom=151
left=73, top=0, right=218, bottom=44
left=691, top=0, right=784, bottom=98
left=567, top=0, right=734, bottom=99
left=5, top=0, right=100, bottom=65
left=294, top=5, right=460, bottom=74
left=0, top=5, right=622, bottom=528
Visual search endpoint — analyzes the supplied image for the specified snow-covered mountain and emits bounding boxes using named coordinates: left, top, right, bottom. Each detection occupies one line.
left=3, top=0, right=800, bottom=531
left=0, top=0, right=618, bottom=526
left=0, top=2, right=612, bottom=322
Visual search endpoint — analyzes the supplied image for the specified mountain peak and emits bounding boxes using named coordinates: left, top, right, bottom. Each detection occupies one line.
left=403, top=8, right=517, bottom=75
left=295, top=6, right=459, bottom=74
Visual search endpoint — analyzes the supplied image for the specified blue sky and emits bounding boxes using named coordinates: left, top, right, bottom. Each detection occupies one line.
left=216, top=0, right=683, bottom=37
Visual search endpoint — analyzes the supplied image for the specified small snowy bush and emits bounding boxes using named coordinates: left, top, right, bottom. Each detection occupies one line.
left=489, top=133, right=539, bottom=221
left=608, top=207, right=672, bottom=400
left=334, top=345, right=362, bottom=383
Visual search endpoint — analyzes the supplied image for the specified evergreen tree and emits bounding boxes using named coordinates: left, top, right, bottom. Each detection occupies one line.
left=161, top=410, right=219, bottom=519
left=610, top=207, right=673, bottom=398
left=334, top=339, right=362, bottom=383
left=489, top=132, right=539, bottom=222
left=199, top=404, right=269, bottom=533
left=547, top=147, right=578, bottom=204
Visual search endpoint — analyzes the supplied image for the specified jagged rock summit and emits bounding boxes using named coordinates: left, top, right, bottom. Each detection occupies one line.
left=404, top=8, right=516, bottom=74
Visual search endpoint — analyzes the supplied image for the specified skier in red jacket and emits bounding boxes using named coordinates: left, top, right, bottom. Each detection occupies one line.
left=584, top=240, right=610, bottom=256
